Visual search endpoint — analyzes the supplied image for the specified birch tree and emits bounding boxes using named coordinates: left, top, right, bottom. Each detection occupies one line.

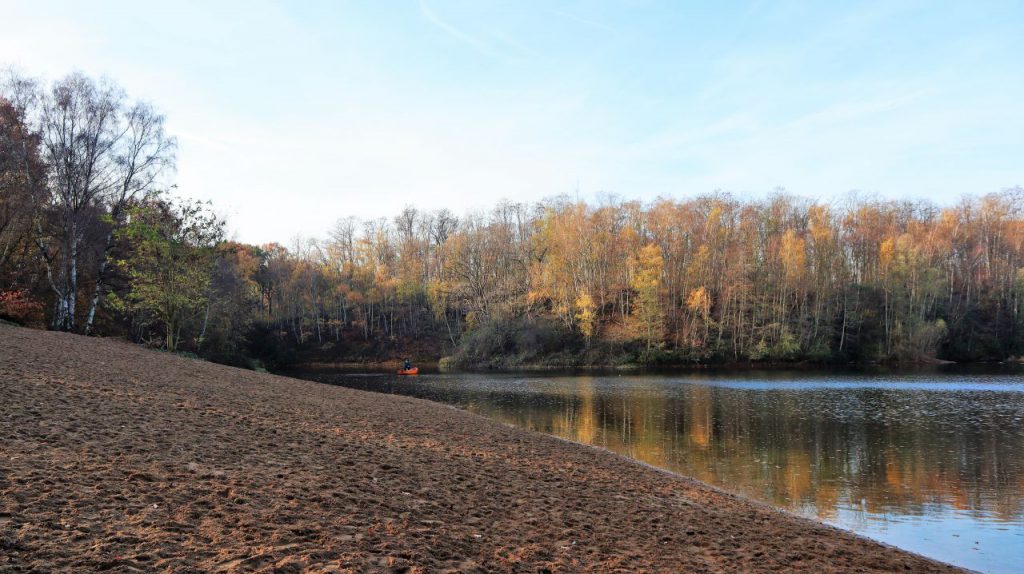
left=2, top=71, right=175, bottom=332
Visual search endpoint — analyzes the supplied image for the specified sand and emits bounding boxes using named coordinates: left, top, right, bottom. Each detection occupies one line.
left=0, top=324, right=965, bottom=573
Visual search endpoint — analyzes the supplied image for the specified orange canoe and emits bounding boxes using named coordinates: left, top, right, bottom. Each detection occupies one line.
left=397, top=367, right=419, bottom=375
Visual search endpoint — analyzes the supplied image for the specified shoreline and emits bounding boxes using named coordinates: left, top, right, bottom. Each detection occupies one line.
left=530, top=425, right=976, bottom=574
left=286, top=357, right=1021, bottom=376
left=1, top=324, right=967, bottom=572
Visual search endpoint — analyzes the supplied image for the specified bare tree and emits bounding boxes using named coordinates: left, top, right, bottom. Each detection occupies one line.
left=328, top=216, right=359, bottom=272
left=35, top=73, right=122, bottom=330
left=430, top=209, right=458, bottom=246
left=83, top=101, right=176, bottom=333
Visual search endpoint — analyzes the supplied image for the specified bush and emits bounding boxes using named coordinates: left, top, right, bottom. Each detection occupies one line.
left=0, top=290, right=45, bottom=327
left=806, top=341, right=834, bottom=362
left=637, top=346, right=678, bottom=365
left=453, top=315, right=584, bottom=367
left=770, top=328, right=802, bottom=361
left=748, top=340, right=769, bottom=361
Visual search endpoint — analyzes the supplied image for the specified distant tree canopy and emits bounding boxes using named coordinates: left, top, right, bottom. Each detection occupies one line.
left=3, top=68, right=1024, bottom=366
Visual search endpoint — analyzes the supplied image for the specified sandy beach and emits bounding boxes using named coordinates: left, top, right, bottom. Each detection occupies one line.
left=0, top=324, right=965, bottom=573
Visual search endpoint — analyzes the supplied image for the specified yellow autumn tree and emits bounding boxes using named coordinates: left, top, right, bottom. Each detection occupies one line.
left=631, top=243, right=664, bottom=350
left=574, top=292, right=597, bottom=345
left=780, top=229, right=806, bottom=286
left=686, top=286, right=712, bottom=346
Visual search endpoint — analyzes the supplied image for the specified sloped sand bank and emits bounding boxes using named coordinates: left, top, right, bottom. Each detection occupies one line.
left=0, top=325, right=964, bottom=573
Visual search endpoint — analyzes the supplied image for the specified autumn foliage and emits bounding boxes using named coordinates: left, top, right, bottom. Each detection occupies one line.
left=242, top=192, right=1024, bottom=366
left=0, top=289, right=44, bottom=327
left=3, top=70, right=1024, bottom=366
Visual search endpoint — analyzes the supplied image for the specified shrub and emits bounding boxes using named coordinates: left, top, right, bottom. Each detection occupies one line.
left=0, top=290, right=45, bottom=327
left=453, top=315, right=583, bottom=367
left=637, top=346, right=678, bottom=365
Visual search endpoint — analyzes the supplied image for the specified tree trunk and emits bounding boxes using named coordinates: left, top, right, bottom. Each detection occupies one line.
left=166, top=319, right=176, bottom=352
left=84, top=228, right=116, bottom=335
left=53, top=229, right=79, bottom=332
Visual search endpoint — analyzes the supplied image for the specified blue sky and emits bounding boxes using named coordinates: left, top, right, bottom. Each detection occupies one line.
left=3, top=0, right=1022, bottom=244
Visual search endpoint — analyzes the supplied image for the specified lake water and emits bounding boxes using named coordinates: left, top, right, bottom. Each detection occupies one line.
left=289, top=369, right=1024, bottom=574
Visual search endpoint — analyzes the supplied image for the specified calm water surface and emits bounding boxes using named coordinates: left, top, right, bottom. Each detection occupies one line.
left=291, top=369, right=1024, bottom=574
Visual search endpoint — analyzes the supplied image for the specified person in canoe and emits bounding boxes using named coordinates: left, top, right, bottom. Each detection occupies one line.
left=398, top=359, right=418, bottom=375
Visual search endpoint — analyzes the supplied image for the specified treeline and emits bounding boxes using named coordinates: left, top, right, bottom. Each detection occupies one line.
left=3, top=69, right=1024, bottom=367
left=260, top=191, right=1024, bottom=365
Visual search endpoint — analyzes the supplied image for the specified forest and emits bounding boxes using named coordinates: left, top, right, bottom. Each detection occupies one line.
left=3, top=70, right=1024, bottom=368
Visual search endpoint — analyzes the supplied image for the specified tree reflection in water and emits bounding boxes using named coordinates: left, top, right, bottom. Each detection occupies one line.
left=300, top=370, right=1024, bottom=573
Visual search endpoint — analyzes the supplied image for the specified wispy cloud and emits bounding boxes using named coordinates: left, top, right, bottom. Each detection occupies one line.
left=417, top=0, right=497, bottom=57
left=417, top=0, right=538, bottom=61
left=483, top=27, right=538, bottom=59
left=812, top=97, right=923, bottom=128
left=545, top=8, right=616, bottom=36
left=5, top=0, right=1019, bottom=243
